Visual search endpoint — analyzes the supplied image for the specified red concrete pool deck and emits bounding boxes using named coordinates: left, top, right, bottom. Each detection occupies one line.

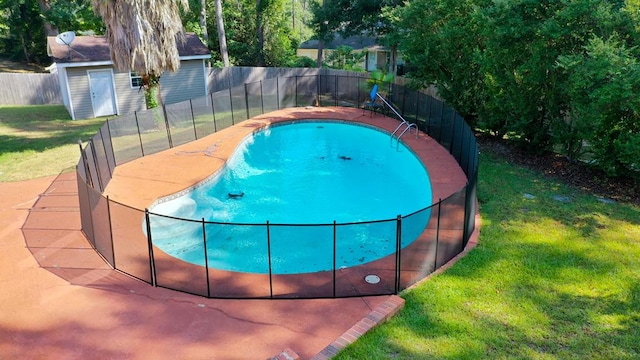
left=0, top=107, right=476, bottom=359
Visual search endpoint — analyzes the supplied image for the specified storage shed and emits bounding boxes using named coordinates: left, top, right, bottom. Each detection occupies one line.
left=47, top=34, right=210, bottom=120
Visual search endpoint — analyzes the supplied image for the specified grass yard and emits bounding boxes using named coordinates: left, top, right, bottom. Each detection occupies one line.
left=0, top=105, right=106, bottom=182
left=336, top=150, right=640, bottom=359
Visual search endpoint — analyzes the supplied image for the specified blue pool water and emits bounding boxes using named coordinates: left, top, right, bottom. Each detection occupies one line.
left=148, top=120, right=432, bottom=274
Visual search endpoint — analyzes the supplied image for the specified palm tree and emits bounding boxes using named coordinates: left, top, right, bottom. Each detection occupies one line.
left=91, top=0, right=189, bottom=107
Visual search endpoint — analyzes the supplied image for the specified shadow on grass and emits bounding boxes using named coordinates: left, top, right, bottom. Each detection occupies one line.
left=0, top=106, right=105, bottom=154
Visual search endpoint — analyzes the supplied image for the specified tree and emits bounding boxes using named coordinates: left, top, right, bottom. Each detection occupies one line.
left=215, top=0, right=230, bottom=66
left=36, top=0, right=57, bottom=35
left=309, top=0, right=341, bottom=67
left=256, top=0, right=266, bottom=65
left=213, top=0, right=295, bottom=66
left=91, top=0, right=189, bottom=108
left=0, top=0, right=48, bottom=63
left=259, top=0, right=297, bottom=66
left=323, top=45, right=365, bottom=70
left=44, top=0, right=104, bottom=34
left=559, top=35, right=640, bottom=176
left=200, top=0, right=209, bottom=45
left=398, top=0, right=488, bottom=124
left=398, top=0, right=639, bottom=176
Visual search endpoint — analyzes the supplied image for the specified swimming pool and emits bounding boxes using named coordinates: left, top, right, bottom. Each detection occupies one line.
left=148, top=120, right=432, bottom=274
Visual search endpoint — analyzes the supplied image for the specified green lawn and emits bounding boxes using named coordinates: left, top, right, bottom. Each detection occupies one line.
left=336, top=150, right=640, bottom=359
left=0, top=105, right=106, bottom=182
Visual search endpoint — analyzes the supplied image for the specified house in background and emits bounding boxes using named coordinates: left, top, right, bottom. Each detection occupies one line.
left=297, top=34, right=404, bottom=73
left=46, top=34, right=210, bottom=120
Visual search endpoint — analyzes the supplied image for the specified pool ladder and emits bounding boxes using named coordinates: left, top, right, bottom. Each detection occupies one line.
left=375, top=93, right=418, bottom=149
left=390, top=121, right=418, bottom=149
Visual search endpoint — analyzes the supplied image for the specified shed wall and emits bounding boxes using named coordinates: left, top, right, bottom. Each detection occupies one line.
left=66, top=66, right=145, bottom=119
left=160, top=60, right=206, bottom=105
left=114, top=71, right=145, bottom=115
left=67, top=67, right=95, bottom=119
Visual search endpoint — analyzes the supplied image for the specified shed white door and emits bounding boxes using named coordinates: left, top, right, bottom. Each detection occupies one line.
left=88, top=70, right=117, bottom=117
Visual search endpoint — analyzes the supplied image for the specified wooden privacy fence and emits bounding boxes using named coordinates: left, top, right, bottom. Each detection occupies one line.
left=0, top=73, right=61, bottom=105
left=207, top=67, right=369, bottom=93
left=0, top=67, right=435, bottom=107
left=0, top=68, right=368, bottom=106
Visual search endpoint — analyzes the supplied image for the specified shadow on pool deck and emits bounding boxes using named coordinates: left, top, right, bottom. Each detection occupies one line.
left=0, top=107, right=476, bottom=359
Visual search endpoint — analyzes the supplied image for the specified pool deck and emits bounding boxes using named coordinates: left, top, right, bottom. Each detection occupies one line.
left=0, top=107, right=477, bottom=359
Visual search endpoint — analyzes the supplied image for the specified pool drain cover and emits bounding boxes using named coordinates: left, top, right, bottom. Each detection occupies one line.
left=365, top=274, right=381, bottom=284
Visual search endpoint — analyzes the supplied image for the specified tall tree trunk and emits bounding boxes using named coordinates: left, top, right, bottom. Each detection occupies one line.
left=36, top=0, right=58, bottom=35
left=316, top=39, right=324, bottom=68
left=256, top=0, right=265, bottom=66
left=19, top=34, right=31, bottom=63
left=388, top=44, right=397, bottom=76
left=200, top=0, right=209, bottom=46
left=316, top=0, right=325, bottom=68
left=18, top=4, right=32, bottom=62
left=292, top=0, right=295, bottom=31
left=215, top=0, right=230, bottom=66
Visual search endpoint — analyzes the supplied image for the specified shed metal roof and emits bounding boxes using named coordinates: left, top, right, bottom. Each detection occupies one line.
left=47, top=33, right=210, bottom=64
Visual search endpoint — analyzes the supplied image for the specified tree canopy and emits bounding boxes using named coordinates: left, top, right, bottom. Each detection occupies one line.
left=395, top=0, right=640, bottom=176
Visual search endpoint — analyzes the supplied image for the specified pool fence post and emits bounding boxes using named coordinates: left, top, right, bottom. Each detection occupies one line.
left=145, top=209, right=157, bottom=287
left=266, top=221, right=273, bottom=299
left=244, top=83, right=250, bottom=120
left=133, top=111, right=145, bottom=157
left=202, top=218, right=211, bottom=298
left=400, top=85, right=406, bottom=116
left=229, top=87, right=235, bottom=125
left=334, top=75, right=338, bottom=107
left=434, top=199, right=442, bottom=272
left=260, top=80, right=265, bottom=115
left=98, top=126, right=113, bottom=179
left=210, top=92, right=217, bottom=133
left=88, top=139, right=104, bottom=192
left=106, top=195, right=116, bottom=269
left=189, top=99, right=197, bottom=140
left=395, top=215, right=402, bottom=294
left=333, top=220, right=337, bottom=298
left=456, top=114, right=465, bottom=160
left=295, top=76, right=299, bottom=107
left=276, top=77, right=280, bottom=110
left=437, top=100, right=445, bottom=143
left=76, top=147, right=97, bottom=245
left=77, top=140, right=92, bottom=189
left=465, top=129, right=474, bottom=176
left=162, top=105, right=173, bottom=148
left=448, top=110, right=456, bottom=153
left=425, top=94, right=433, bottom=136
left=357, top=76, right=361, bottom=108
left=104, top=119, right=117, bottom=170
left=315, top=75, right=320, bottom=107
left=412, top=89, right=420, bottom=124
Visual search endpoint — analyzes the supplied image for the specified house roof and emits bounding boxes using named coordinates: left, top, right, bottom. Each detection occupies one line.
left=47, top=33, right=210, bottom=64
left=299, top=35, right=380, bottom=51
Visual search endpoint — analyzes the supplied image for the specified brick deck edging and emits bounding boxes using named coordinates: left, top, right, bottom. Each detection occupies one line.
left=309, top=295, right=405, bottom=360
left=268, top=296, right=405, bottom=360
